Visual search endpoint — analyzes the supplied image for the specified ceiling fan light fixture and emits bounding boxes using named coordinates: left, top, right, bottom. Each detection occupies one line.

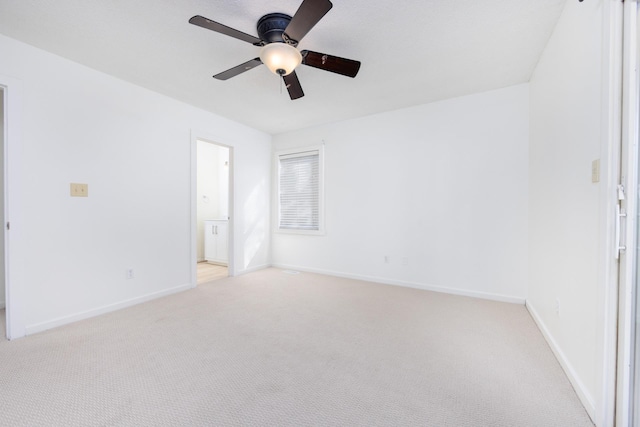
left=260, top=43, right=302, bottom=76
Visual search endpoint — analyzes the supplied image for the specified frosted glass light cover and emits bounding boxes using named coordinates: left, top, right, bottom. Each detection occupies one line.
left=260, top=43, right=302, bottom=76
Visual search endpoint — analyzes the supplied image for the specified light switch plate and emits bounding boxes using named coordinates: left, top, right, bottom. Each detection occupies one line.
left=592, top=159, right=600, bottom=183
left=70, top=183, right=88, bottom=197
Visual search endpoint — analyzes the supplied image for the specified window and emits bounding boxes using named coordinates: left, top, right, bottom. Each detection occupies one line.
left=277, top=146, right=324, bottom=234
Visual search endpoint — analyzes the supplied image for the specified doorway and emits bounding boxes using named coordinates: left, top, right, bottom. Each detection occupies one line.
left=195, top=139, right=230, bottom=285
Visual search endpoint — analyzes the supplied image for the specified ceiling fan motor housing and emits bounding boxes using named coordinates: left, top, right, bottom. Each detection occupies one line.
left=257, top=13, right=293, bottom=44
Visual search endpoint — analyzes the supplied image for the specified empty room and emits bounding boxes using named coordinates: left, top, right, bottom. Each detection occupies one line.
left=0, top=0, right=639, bottom=426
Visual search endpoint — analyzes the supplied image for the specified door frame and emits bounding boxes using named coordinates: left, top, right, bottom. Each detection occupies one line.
left=615, top=0, right=640, bottom=425
left=190, top=131, right=234, bottom=286
left=0, top=74, right=23, bottom=340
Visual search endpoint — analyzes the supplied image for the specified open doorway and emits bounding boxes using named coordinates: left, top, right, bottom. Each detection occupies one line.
left=196, top=139, right=230, bottom=285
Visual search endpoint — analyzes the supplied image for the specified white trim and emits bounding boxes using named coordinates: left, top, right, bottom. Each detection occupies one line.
left=274, top=145, right=323, bottom=157
left=0, top=89, right=4, bottom=323
left=190, top=131, right=198, bottom=288
left=0, top=73, right=23, bottom=340
left=190, top=130, right=235, bottom=284
left=24, top=283, right=193, bottom=336
left=271, top=263, right=526, bottom=304
left=592, top=0, right=625, bottom=425
left=526, top=301, right=596, bottom=421
left=616, top=1, right=640, bottom=425
left=592, top=1, right=623, bottom=427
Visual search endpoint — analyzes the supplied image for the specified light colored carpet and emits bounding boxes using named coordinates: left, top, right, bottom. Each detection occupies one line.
left=0, top=268, right=593, bottom=426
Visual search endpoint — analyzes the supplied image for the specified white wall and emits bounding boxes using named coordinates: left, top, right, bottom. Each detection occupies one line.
left=527, top=0, right=605, bottom=419
left=0, top=34, right=271, bottom=336
left=272, top=84, right=530, bottom=303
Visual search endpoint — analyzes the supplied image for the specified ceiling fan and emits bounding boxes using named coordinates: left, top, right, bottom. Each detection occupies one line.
left=189, top=0, right=361, bottom=100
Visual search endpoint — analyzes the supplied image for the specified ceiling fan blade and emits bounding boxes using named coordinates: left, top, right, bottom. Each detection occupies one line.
left=213, top=58, right=263, bottom=80
left=283, top=71, right=305, bottom=100
left=189, top=15, right=262, bottom=45
left=284, top=0, right=333, bottom=44
left=301, top=50, right=361, bottom=78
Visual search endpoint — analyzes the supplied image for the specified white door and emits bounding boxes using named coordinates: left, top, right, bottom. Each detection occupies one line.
left=215, top=220, right=228, bottom=263
left=203, top=220, right=217, bottom=261
left=203, top=219, right=228, bottom=265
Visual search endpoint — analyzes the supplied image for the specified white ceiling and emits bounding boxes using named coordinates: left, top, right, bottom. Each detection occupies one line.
left=0, top=0, right=567, bottom=134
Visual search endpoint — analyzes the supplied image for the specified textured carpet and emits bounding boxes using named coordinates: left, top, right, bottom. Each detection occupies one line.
left=0, top=268, right=593, bottom=426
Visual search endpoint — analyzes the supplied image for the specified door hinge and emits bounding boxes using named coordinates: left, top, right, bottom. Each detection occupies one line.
left=616, top=184, right=627, bottom=259
left=6, top=222, right=9, bottom=230
left=616, top=205, right=627, bottom=259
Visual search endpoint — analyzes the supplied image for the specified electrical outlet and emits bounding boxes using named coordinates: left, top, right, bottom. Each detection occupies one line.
left=401, top=257, right=409, bottom=266
left=384, top=255, right=390, bottom=264
left=70, top=183, right=88, bottom=197
left=555, top=298, right=560, bottom=316
left=126, top=269, right=135, bottom=279
left=592, top=159, right=600, bottom=183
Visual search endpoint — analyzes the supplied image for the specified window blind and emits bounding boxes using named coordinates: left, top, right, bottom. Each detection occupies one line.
left=279, top=150, right=320, bottom=230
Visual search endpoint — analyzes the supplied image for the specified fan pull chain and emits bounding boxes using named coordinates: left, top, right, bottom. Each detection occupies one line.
left=280, top=77, right=283, bottom=95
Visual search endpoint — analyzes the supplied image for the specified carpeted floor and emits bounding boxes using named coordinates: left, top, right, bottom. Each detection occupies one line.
left=0, top=268, right=593, bottom=426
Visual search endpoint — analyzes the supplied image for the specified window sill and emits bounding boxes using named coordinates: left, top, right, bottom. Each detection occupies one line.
left=275, top=228, right=325, bottom=236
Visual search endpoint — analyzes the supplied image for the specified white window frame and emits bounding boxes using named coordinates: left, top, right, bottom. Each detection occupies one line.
left=275, top=145, right=324, bottom=235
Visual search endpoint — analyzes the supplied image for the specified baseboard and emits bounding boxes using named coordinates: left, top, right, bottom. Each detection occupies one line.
left=525, top=301, right=596, bottom=421
left=25, top=283, right=193, bottom=336
left=271, top=263, right=526, bottom=305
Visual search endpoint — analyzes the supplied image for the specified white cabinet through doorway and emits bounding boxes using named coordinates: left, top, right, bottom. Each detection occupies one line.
left=204, top=219, right=228, bottom=265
